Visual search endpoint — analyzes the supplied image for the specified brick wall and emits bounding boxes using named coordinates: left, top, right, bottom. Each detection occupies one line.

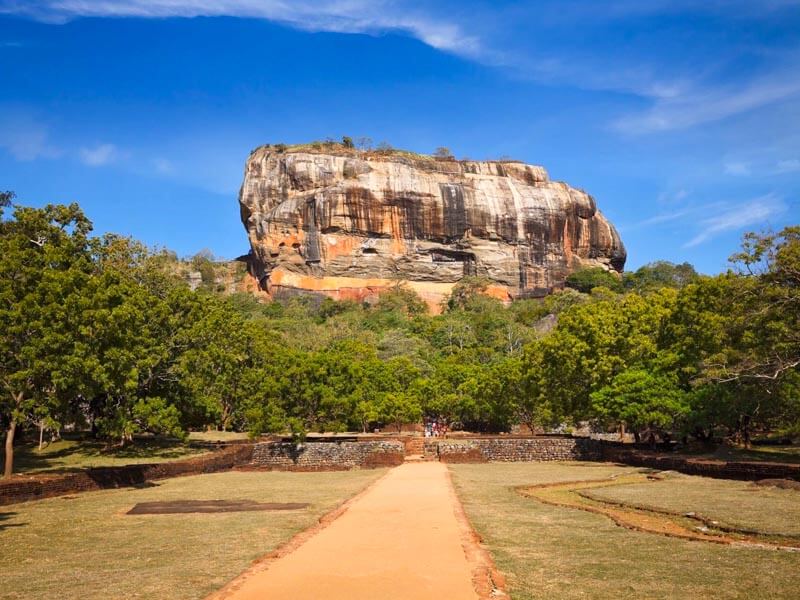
left=250, top=440, right=405, bottom=471
left=432, top=436, right=601, bottom=463
left=0, top=444, right=254, bottom=506
left=600, top=445, right=800, bottom=481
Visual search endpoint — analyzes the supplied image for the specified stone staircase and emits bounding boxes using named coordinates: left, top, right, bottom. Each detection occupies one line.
left=403, top=436, right=426, bottom=462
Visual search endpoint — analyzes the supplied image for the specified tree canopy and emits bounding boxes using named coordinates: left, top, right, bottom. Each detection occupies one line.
left=2, top=198, right=798, bottom=476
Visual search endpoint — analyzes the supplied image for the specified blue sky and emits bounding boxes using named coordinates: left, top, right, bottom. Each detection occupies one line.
left=1, top=1, right=798, bottom=272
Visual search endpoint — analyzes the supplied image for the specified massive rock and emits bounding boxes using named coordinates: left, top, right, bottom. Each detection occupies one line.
left=239, top=146, right=625, bottom=310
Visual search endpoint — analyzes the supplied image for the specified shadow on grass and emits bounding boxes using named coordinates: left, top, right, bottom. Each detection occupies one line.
left=0, top=512, right=25, bottom=531
left=2, top=437, right=197, bottom=474
left=682, top=445, right=800, bottom=465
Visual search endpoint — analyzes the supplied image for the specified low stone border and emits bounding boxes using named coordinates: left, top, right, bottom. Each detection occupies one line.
left=249, top=440, right=405, bottom=471
left=432, top=436, right=601, bottom=463
left=601, top=446, right=800, bottom=481
left=0, top=444, right=255, bottom=506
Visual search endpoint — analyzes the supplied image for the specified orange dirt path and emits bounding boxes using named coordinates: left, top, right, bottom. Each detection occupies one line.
left=215, top=462, right=483, bottom=600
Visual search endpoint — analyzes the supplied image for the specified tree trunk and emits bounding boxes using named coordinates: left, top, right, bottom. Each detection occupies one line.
left=742, top=415, right=752, bottom=449
left=4, top=419, right=16, bottom=479
left=39, top=421, right=45, bottom=451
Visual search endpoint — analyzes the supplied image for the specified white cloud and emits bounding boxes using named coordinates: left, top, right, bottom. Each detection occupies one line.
left=79, top=143, right=118, bottom=166
left=0, top=111, right=61, bottom=160
left=613, top=74, right=800, bottom=135
left=153, top=157, right=174, bottom=174
left=776, top=158, right=800, bottom=173
left=724, top=162, right=751, bottom=176
left=0, top=0, right=482, bottom=57
left=657, top=188, right=690, bottom=203
left=683, top=194, right=786, bottom=247
left=5, top=0, right=800, bottom=135
left=626, top=199, right=728, bottom=231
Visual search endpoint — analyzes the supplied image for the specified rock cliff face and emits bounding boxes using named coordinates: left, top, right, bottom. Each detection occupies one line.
left=239, top=146, right=625, bottom=310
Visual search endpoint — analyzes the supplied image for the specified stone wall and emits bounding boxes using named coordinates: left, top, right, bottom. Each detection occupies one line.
left=250, top=440, right=405, bottom=471
left=430, top=436, right=601, bottom=463
left=601, top=445, right=800, bottom=481
left=0, top=444, right=255, bottom=506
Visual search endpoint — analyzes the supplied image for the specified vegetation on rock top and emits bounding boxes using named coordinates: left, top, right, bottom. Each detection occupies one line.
left=252, top=137, right=525, bottom=163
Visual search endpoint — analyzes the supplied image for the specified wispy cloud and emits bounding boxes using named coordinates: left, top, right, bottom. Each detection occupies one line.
left=613, top=73, right=800, bottom=135
left=0, top=111, right=61, bottom=160
left=0, top=0, right=482, bottom=57
left=683, top=194, right=787, bottom=247
left=720, top=155, right=800, bottom=177
left=776, top=158, right=800, bottom=173
left=555, top=0, right=800, bottom=21
left=79, top=143, right=119, bottom=166
left=724, top=162, right=752, bottom=176
left=655, top=189, right=690, bottom=204
left=625, top=199, right=726, bottom=231
left=153, top=157, right=174, bottom=174
left=4, top=0, right=800, bottom=138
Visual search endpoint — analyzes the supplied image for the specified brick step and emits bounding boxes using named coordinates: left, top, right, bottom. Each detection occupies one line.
left=404, top=438, right=425, bottom=454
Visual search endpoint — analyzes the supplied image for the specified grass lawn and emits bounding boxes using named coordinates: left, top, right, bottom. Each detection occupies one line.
left=586, top=473, right=800, bottom=536
left=2, top=469, right=385, bottom=599
left=450, top=462, right=800, bottom=600
left=3, top=438, right=208, bottom=474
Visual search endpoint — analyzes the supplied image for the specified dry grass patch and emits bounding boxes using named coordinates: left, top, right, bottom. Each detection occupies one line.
left=586, top=473, right=800, bottom=536
left=450, top=462, right=800, bottom=600
left=187, top=431, right=252, bottom=443
left=2, top=469, right=385, bottom=600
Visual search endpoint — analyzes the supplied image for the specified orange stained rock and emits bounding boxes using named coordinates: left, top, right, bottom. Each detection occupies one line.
left=214, top=462, right=482, bottom=600
left=264, top=268, right=512, bottom=314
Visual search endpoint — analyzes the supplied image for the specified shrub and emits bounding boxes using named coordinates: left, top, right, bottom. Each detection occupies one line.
left=565, top=267, right=623, bottom=293
left=434, top=146, right=455, bottom=160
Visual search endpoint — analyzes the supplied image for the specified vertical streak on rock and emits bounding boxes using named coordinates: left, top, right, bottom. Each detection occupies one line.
left=303, top=197, right=321, bottom=263
left=440, top=183, right=467, bottom=241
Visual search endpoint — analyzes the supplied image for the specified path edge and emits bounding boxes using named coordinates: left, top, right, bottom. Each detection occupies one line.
left=205, top=468, right=395, bottom=600
left=444, top=465, right=509, bottom=599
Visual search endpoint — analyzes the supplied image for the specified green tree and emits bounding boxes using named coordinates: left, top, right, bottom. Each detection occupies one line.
left=59, top=268, right=182, bottom=444
left=565, top=267, right=623, bottom=293
left=380, top=393, right=422, bottom=432
left=191, top=249, right=216, bottom=287
left=624, top=261, right=698, bottom=292
left=0, top=202, right=94, bottom=476
left=722, top=227, right=800, bottom=384
left=527, top=290, right=677, bottom=423
left=433, top=146, right=454, bottom=159
left=174, top=298, right=276, bottom=431
left=446, top=276, right=491, bottom=311
left=591, top=367, right=689, bottom=446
